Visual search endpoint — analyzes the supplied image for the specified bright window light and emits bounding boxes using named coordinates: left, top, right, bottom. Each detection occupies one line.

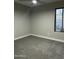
left=32, top=0, right=37, bottom=4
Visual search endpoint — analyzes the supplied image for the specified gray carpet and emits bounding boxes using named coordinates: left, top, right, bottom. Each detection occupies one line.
left=14, top=35, right=64, bottom=59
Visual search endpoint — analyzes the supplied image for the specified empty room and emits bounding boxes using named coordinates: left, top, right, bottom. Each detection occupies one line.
left=14, top=0, right=64, bottom=59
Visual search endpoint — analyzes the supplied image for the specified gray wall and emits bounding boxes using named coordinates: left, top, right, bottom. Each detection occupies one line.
left=14, top=3, right=30, bottom=39
left=31, top=1, right=64, bottom=40
left=14, top=1, right=64, bottom=40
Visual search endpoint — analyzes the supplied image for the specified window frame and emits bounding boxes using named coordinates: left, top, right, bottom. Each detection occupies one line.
left=54, top=7, right=64, bottom=32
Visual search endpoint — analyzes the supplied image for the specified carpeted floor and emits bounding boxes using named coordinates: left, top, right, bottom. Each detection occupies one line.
left=14, top=35, right=64, bottom=59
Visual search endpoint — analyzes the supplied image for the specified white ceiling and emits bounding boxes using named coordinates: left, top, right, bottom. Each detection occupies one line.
left=15, top=0, right=63, bottom=7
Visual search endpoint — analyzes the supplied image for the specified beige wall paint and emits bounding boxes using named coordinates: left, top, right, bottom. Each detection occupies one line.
left=31, top=1, right=64, bottom=40
left=14, top=3, right=30, bottom=39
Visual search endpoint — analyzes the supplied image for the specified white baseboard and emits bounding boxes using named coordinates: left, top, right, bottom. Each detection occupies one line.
left=30, top=34, right=64, bottom=43
left=14, top=34, right=64, bottom=43
left=14, top=34, right=31, bottom=40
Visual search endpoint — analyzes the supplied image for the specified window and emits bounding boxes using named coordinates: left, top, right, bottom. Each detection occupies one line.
left=55, top=8, right=64, bottom=32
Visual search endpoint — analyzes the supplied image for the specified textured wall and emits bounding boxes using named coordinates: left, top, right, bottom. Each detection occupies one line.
left=14, top=3, right=31, bottom=39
